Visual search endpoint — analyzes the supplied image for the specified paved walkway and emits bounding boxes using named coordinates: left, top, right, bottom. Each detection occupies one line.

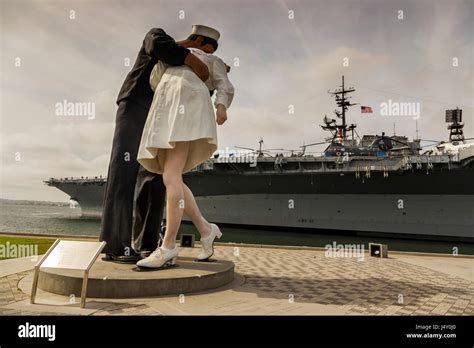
left=0, top=244, right=472, bottom=315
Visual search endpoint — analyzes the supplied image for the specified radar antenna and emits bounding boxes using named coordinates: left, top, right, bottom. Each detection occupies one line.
left=446, top=108, right=464, bottom=143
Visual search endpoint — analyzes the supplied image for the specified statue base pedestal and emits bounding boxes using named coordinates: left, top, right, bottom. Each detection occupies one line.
left=37, top=255, right=234, bottom=298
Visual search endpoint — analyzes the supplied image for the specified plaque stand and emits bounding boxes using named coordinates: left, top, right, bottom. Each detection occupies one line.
left=30, top=239, right=106, bottom=308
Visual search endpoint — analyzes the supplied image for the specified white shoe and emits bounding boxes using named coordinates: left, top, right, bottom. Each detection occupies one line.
left=136, top=246, right=179, bottom=268
left=197, top=223, right=222, bottom=261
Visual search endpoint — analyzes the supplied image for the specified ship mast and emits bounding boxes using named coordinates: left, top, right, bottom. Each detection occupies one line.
left=322, top=75, right=357, bottom=144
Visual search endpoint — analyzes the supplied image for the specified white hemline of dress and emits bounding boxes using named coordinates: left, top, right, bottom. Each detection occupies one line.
left=137, top=66, right=218, bottom=174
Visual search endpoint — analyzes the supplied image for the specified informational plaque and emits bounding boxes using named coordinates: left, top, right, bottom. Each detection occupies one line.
left=31, top=240, right=106, bottom=308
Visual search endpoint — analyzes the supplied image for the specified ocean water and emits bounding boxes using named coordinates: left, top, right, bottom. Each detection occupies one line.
left=0, top=201, right=473, bottom=255
left=0, top=202, right=98, bottom=236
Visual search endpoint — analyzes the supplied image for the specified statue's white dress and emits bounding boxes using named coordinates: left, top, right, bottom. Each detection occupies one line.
left=137, top=48, right=234, bottom=174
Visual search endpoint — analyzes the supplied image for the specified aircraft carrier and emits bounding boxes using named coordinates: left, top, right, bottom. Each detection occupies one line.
left=44, top=77, right=474, bottom=240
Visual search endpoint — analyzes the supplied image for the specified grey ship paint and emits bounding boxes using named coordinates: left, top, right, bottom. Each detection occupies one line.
left=44, top=77, right=474, bottom=240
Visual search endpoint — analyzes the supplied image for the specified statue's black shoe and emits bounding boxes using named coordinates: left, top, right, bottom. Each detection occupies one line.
left=101, top=252, right=142, bottom=263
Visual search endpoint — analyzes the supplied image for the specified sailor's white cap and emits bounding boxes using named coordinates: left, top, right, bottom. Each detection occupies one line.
left=190, top=24, right=220, bottom=42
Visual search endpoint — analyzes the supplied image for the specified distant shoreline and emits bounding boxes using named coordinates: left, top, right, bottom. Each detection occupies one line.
left=0, top=198, right=70, bottom=207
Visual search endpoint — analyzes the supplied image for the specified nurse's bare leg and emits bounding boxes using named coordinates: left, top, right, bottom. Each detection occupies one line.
left=161, top=142, right=189, bottom=249
left=182, top=183, right=211, bottom=238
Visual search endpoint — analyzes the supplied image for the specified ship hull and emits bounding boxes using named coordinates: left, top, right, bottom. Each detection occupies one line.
left=51, top=181, right=105, bottom=218
left=180, top=168, right=473, bottom=239
left=182, top=194, right=473, bottom=239
left=45, top=164, right=474, bottom=239
left=183, top=169, right=474, bottom=196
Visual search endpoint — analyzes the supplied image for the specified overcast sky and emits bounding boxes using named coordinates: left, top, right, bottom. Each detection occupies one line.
left=1, top=0, right=472, bottom=201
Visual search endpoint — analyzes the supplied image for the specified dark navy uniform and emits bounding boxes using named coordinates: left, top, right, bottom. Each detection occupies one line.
left=100, top=28, right=189, bottom=257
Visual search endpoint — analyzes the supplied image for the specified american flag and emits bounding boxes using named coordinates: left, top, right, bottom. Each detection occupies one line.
left=361, top=106, right=373, bottom=113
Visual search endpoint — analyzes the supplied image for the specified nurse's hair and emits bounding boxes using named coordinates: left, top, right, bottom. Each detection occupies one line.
left=188, top=34, right=218, bottom=51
